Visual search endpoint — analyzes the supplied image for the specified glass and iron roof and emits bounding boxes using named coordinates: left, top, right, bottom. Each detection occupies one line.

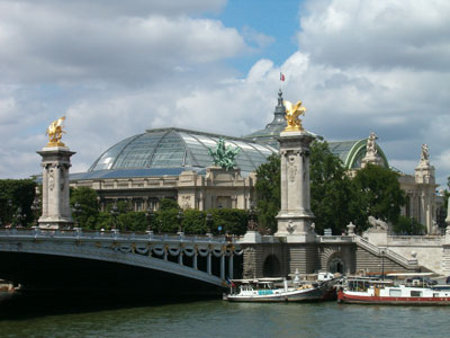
left=87, top=128, right=277, bottom=178
left=328, top=140, right=389, bottom=169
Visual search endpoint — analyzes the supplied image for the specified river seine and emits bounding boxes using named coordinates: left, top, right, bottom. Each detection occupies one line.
left=1, top=297, right=449, bottom=337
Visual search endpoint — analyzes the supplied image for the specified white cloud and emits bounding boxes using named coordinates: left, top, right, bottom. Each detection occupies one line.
left=0, top=0, right=449, bottom=190
left=0, top=1, right=245, bottom=84
left=299, top=0, right=450, bottom=71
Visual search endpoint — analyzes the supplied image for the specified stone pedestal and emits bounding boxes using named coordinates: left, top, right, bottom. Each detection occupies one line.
left=415, top=158, right=436, bottom=233
left=275, top=130, right=316, bottom=242
left=37, top=146, right=75, bottom=229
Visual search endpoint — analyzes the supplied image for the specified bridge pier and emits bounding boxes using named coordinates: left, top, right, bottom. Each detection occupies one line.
left=207, top=253, right=212, bottom=275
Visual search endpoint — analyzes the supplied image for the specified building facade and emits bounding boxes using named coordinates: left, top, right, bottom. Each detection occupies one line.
left=70, top=91, right=440, bottom=232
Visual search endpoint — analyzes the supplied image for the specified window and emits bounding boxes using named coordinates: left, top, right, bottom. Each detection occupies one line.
left=389, top=289, right=402, bottom=297
left=410, top=291, right=422, bottom=297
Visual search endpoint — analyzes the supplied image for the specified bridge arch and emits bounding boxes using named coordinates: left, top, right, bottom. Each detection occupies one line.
left=262, top=254, right=281, bottom=277
left=327, top=255, right=345, bottom=274
left=0, top=229, right=243, bottom=296
left=320, top=245, right=351, bottom=274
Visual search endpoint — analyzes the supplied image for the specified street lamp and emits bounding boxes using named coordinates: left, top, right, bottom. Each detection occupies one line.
left=31, top=198, right=40, bottom=228
left=13, top=206, right=25, bottom=229
left=72, top=202, right=81, bottom=229
left=205, top=213, right=213, bottom=235
left=7, top=199, right=13, bottom=227
left=110, top=203, right=119, bottom=231
left=247, top=202, right=257, bottom=231
left=145, top=208, right=154, bottom=234
left=177, top=210, right=184, bottom=234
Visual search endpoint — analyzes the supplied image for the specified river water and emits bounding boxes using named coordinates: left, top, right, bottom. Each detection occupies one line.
left=1, top=296, right=449, bottom=338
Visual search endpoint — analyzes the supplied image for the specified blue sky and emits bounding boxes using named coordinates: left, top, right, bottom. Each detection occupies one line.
left=0, top=0, right=449, bottom=189
left=218, top=0, right=301, bottom=72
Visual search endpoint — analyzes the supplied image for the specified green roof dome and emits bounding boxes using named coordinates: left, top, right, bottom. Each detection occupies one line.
left=88, top=128, right=277, bottom=177
left=243, top=89, right=286, bottom=148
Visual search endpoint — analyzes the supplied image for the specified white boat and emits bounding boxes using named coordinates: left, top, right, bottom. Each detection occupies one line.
left=337, top=273, right=450, bottom=305
left=224, top=273, right=338, bottom=302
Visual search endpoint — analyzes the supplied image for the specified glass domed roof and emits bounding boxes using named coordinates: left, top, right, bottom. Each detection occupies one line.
left=88, top=127, right=277, bottom=177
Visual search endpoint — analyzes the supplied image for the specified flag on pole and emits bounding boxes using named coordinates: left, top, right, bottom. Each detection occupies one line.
left=280, top=72, right=285, bottom=82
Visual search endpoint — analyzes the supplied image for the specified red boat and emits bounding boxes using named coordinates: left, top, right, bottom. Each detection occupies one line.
left=338, top=273, right=450, bottom=305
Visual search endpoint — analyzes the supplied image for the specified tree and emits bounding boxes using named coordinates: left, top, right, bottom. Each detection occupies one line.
left=255, top=154, right=280, bottom=233
left=352, top=164, right=405, bottom=229
left=159, top=198, right=180, bottom=211
left=0, top=179, right=37, bottom=227
left=254, top=141, right=406, bottom=235
left=392, top=216, right=426, bottom=235
left=309, top=141, right=356, bottom=234
left=70, top=187, right=99, bottom=229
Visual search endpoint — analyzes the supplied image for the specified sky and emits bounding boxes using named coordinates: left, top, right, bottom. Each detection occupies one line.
left=0, top=0, right=449, bottom=188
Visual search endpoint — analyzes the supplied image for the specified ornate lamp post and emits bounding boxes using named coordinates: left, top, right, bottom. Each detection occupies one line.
left=177, top=210, right=184, bottom=235
left=31, top=198, right=40, bottom=228
left=110, top=203, right=119, bottom=231
left=145, top=208, right=154, bottom=235
left=247, top=202, right=257, bottom=231
left=206, top=212, right=213, bottom=237
left=13, top=206, right=26, bottom=229
left=7, top=199, right=13, bottom=227
left=72, top=202, right=81, bottom=230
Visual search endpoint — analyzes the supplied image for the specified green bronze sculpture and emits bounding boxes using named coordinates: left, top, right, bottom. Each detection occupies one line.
left=208, top=138, right=240, bottom=170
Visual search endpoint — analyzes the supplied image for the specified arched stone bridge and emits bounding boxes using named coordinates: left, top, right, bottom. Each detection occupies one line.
left=0, top=229, right=242, bottom=297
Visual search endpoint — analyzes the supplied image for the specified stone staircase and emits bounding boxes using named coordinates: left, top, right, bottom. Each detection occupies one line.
left=353, top=235, right=419, bottom=272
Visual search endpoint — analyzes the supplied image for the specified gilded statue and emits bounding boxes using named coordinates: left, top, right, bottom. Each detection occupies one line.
left=208, top=138, right=240, bottom=170
left=46, top=116, right=66, bottom=146
left=283, top=100, right=306, bottom=132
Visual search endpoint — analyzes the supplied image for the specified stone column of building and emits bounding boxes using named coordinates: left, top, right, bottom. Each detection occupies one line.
left=443, top=197, right=450, bottom=274
left=414, top=144, right=437, bottom=233
left=37, top=145, right=75, bottom=229
left=275, top=130, right=316, bottom=242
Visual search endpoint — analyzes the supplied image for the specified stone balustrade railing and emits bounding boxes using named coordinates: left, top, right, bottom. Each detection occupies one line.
left=353, top=235, right=418, bottom=268
left=387, top=234, right=443, bottom=246
left=0, top=228, right=229, bottom=245
left=318, top=235, right=354, bottom=243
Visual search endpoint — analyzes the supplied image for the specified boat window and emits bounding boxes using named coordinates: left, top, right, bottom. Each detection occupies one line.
left=410, top=291, right=422, bottom=297
left=389, top=289, right=402, bottom=297
left=433, top=293, right=439, bottom=298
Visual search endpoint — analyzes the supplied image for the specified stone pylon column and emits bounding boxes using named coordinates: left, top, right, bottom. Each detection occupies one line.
left=275, top=130, right=316, bottom=242
left=414, top=144, right=436, bottom=233
left=37, top=145, right=75, bottom=229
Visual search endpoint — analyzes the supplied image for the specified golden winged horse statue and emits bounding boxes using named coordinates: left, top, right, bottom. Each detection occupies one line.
left=46, top=116, right=66, bottom=146
left=283, top=100, right=306, bottom=132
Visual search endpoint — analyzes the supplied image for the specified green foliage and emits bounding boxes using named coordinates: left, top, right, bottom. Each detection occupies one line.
left=392, top=216, right=426, bottom=235
left=153, top=208, right=247, bottom=235
left=70, top=187, right=99, bottom=229
left=118, top=212, right=147, bottom=232
left=182, top=209, right=208, bottom=234
left=0, top=179, right=37, bottom=227
left=158, top=198, right=180, bottom=211
left=253, top=141, right=407, bottom=235
left=209, top=209, right=248, bottom=235
left=310, top=141, right=355, bottom=234
left=255, top=154, right=280, bottom=233
left=96, top=212, right=114, bottom=230
left=352, top=164, right=405, bottom=229
left=155, top=209, right=179, bottom=233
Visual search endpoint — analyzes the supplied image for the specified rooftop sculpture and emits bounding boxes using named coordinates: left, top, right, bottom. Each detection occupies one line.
left=283, top=100, right=306, bottom=132
left=208, top=138, right=240, bottom=170
left=46, top=116, right=66, bottom=147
